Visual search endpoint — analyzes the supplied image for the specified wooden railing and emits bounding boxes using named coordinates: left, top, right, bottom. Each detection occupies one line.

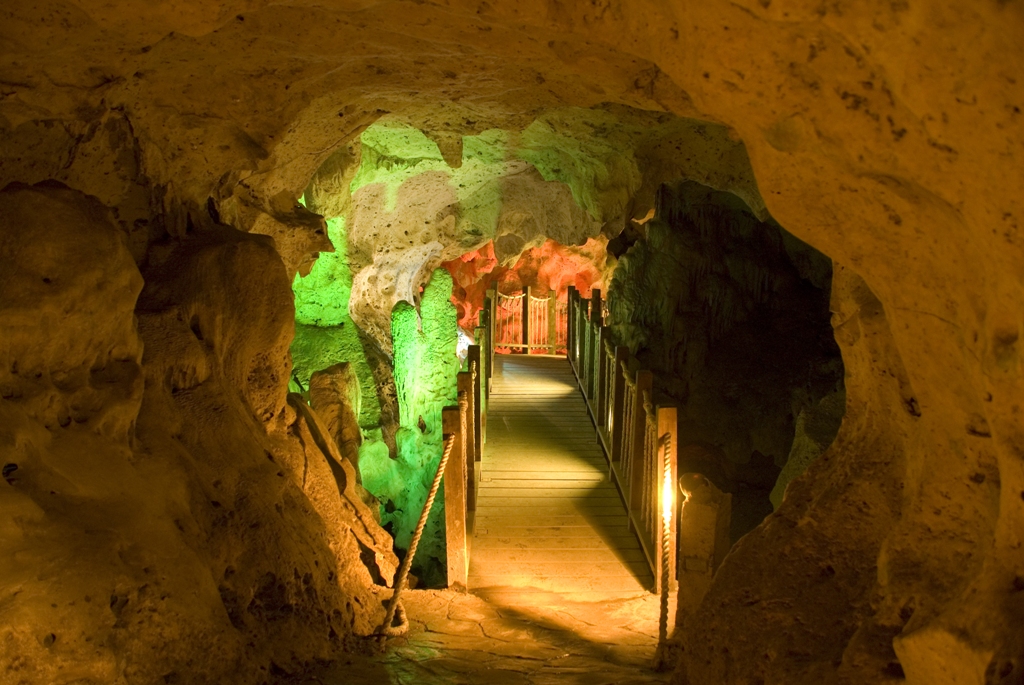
left=567, top=286, right=678, bottom=593
left=480, top=292, right=495, bottom=394
left=442, top=344, right=485, bottom=589
left=488, top=286, right=567, bottom=354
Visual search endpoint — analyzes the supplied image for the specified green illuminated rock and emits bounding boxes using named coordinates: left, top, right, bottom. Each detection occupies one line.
left=294, top=112, right=766, bottom=584
left=342, top=121, right=601, bottom=347
left=291, top=217, right=381, bottom=429
left=356, top=268, right=458, bottom=586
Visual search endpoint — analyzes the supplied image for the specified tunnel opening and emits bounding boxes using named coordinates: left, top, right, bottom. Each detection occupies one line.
left=288, top=105, right=845, bottom=599
left=441, top=235, right=609, bottom=354
left=609, top=180, right=845, bottom=542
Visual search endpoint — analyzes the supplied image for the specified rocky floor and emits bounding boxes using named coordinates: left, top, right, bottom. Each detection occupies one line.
left=297, top=588, right=675, bottom=684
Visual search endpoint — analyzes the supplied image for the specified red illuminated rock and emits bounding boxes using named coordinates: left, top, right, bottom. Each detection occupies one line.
left=443, top=237, right=612, bottom=330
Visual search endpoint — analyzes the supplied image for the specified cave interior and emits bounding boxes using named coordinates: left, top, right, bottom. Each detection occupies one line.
left=1, top=1, right=1022, bottom=684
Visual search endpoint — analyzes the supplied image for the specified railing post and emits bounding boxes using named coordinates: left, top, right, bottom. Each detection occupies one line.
left=576, top=289, right=583, bottom=369
left=609, top=346, right=628, bottom=464
left=629, top=371, right=654, bottom=513
left=579, top=298, right=589, bottom=392
left=580, top=298, right=589, bottom=380
left=442, top=400, right=468, bottom=590
left=567, top=286, right=577, bottom=368
left=457, top=371, right=476, bottom=513
left=596, top=328, right=611, bottom=428
left=547, top=291, right=557, bottom=355
left=483, top=290, right=491, bottom=357
left=581, top=314, right=588, bottom=394
left=488, top=283, right=497, bottom=373
left=467, top=344, right=483, bottom=464
left=522, top=286, right=531, bottom=354
left=588, top=290, right=602, bottom=400
left=472, top=326, right=487, bottom=449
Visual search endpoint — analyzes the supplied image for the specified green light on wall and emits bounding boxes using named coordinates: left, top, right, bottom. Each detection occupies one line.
left=359, top=268, right=458, bottom=586
left=290, top=216, right=381, bottom=429
left=349, top=123, right=516, bottom=240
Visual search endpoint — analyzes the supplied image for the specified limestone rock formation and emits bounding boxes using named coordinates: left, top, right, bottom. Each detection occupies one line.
left=307, top=363, right=382, bottom=517
left=380, top=269, right=460, bottom=587
left=309, top=363, right=364, bottom=467
left=0, top=183, right=397, bottom=684
left=443, top=237, right=613, bottom=331
left=1, top=1, right=1023, bottom=683
left=675, top=268, right=925, bottom=684
left=770, top=389, right=846, bottom=510
left=609, top=181, right=844, bottom=540
left=303, top=112, right=755, bottom=354
left=0, top=183, right=146, bottom=683
left=288, top=393, right=395, bottom=582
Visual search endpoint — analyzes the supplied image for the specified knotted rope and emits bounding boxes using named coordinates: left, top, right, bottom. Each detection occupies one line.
left=376, top=432, right=457, bottom=638
left=655, top=429, right=674, bottom=670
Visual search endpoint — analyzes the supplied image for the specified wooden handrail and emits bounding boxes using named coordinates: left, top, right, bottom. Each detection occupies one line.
left=457, top=368, right=476, bottom=513
left=444, top=343, right=488, bottom=590
left=442, top=397, right=468, bottom=590
left=566, top=288, right=678, bottom=593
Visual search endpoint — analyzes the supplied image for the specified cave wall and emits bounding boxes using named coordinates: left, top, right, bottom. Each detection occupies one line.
left=609, top=181, right=844, bottom=540
left=1, top=1, right=1022, bottom=684
left=0, top=184, right=396, bottom=684
left=678, top=265, right=919, bottom=684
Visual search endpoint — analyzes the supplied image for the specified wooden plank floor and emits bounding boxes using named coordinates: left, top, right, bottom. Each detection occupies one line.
left=469, top=354, right=653, bottom=600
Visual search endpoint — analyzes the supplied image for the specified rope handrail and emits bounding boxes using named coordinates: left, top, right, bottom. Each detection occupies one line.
left=376, top=432, right=457, bottom=638
left=655, top=429, right=674, bottom=669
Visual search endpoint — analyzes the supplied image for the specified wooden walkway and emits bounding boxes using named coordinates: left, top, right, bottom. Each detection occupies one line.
left=469, top=355, right=653, bottom=600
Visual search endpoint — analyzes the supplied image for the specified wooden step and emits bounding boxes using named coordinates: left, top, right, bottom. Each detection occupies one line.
left=469, top=589, right=650, bottom=602
left=474, top=535, right=642, bottom=550
left=477, top=484, right=618, bottom=495
left=471, top=548, right=648, bottom=565
left=480, top=473, right=607, bottom=483
left=467, top=575, right=650, bottom=593
left=468, top=560, right=652, bottom=578
left=483, top=453, right=606, bottom=465
left=473, top=524, right=632, bottom=537
left=475, top=515, right=630, bottom=528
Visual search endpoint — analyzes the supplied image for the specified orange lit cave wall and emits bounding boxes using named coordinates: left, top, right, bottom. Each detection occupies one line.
left=442, top=237, right=612, bottom=331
